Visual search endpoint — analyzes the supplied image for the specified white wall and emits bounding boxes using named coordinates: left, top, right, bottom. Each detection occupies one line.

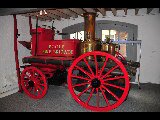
left=0, top=15, right=17, bottom=94
left=45, top=8, right=160, bottom=84
left=0, top=15, right=44, bottom=97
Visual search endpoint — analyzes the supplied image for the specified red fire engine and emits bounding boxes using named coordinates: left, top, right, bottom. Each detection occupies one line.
left=13, top=13, right=140, bottom=112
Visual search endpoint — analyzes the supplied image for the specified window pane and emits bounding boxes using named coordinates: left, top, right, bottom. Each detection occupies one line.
left=102, top=30, right=109, bottom=41
left=70, top=33, right=76, bottom=39
left=70, top=31, right=84, bottom=40
left=77, top=31, right=84, bottom=40
left=102, top=30, right=118, bottom=41
left=110, top=30, right=116, bottom=40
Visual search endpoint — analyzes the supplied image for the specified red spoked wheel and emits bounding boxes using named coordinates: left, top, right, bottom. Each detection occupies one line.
left=21, top=66, right=48, bottom=99
left=115, top=51, right=126, bottom=61
left=68, top=51, right=130, bottom=112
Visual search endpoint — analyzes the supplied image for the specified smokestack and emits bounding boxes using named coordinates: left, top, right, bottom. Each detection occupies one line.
left=80, top=13, right=98, bottom=58
left=84, top=13, right=96, bottom=41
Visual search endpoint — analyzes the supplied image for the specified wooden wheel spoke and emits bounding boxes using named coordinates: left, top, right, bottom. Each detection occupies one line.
left=77, top=86, right=92, bottom=97
left=36, top=85, right=43, bottom=95
left=31, top=69, right=37, bottom=78
left=22, top=79, right=29, bottom=84
left=28, top=69, right=34, bottom=78
left=72, top=82, right=90, bottom=88
left=83, top=58, right=95, bottom=76
left=25, top=74, right=31, bottom=80
left=103, top=76, right=125, bottom=81
left=71, top=75, right=91, bottom=81
left=75, top=65, right=94, bottom=79
left=94, top=55, right=98, bottom=76
left=36, top=82, right=45, bottom=87
left=103, top=83, right=125, bottom=91
left=86, top=88, right=95, bottom=105
left=34, top=73, right=40, bottom=79
left=102, top=85, right=120, bottom=101
left=99, top=56, right=109, bottom=77
left=35, top=84, right=43, bottom=92
left=100, top=87, right=110, bottom=106
left=101, top=65, right=119, bottom=79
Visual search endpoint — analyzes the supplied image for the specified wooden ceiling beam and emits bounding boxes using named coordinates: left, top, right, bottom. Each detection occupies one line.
left=25, top=13, right=46, bottom=21
left=42, top=10, right=61, bottom=20
left=97, top=8, right=106, bottom=16
left=123, top=8, right=127, bottom=15
left=111, top=8, right=117, bottom=16
left=135, top=8, right=140, bottom=15
left=147, top=8, right=153, bottom=14
left=56, top=9, right=78, bottom=18
left=68, top=8, right=86, bottom=16
left=25, top=11, right=60, bottom=21
left=55, top=9, right=71, bottom=19
left=47, top=9, right=68, bottom=19
left=83, top=8, right=96, bottom=13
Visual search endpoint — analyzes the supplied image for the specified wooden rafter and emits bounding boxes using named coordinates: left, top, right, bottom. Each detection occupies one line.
left=83, top=8, right=96, bottom=13
left=123, top=8, right=127, bottom=15
left=97, top=8, right=106, bottom=16
left=19, top=8, right=160, bottom=21
left=47, top=9, right=70, bottom=19
left=46, top=12, right=61, bottom=20
left=147, top=8, right=153, bottom=14
left=25, top=13, right=46, bottom=21
left=135, top=8, right=140, bottom=15
left=56, top=9, right=78, bottom=18
left=68, top=8, right=86, bottom=16
left=111, top=8, right=117, bottom=16
left=34, top=12, right=55, bottom=21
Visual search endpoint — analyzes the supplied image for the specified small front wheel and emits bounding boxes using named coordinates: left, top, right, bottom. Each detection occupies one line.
left=21, top=66, right=48, bottom=99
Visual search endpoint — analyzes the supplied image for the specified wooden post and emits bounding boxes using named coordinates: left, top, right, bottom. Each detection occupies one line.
left=13, top=14, right=22, bottom=92
left=29, top=16, right=32, bottom=35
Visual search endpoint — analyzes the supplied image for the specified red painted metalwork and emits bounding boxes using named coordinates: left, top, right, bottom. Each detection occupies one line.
left=21, top=66, right=48, bottom=99
left=31, top=27, right=80, bottom=58
left=13, top=15, right=22, bottom=92
left=115, top=51, right=126, bottom=61
left=68, top=51, right=130, bottom=112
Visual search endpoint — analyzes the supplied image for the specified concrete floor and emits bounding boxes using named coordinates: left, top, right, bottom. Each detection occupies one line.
left=0, top=83, right=160, bottom=112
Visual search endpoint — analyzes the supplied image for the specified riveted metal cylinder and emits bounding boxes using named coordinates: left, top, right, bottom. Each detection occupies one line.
left=84, top=13, right=96, bottom=41
left=80, top=13, right=97, bottom=60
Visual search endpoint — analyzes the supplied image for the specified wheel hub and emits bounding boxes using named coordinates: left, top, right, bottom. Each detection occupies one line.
left=91, top=78, right=101, bottom=88
left=28, top=80, right=34, bottom=87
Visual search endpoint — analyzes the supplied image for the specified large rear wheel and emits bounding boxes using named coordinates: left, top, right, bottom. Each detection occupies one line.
left=68, top=51, right=130, bottom=112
